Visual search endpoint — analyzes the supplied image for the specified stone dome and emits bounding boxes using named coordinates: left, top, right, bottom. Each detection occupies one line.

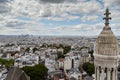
left=94, top=8, right=119, bottom=56
left=94, top=25, right=119, bottom=56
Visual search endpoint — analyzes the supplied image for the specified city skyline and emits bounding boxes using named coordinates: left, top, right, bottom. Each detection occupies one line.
left=0, top=0, right=120, bottom=36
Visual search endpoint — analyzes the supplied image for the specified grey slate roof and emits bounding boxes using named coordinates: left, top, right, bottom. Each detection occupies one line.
left=5, top=67, right=30, bottom=80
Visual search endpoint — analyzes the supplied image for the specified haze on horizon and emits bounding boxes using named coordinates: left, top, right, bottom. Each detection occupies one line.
left=0, top=0, right=120, bottom=36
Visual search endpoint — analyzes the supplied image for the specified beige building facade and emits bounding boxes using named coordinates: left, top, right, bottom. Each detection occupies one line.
left=94, top=8, right=119, bottom=80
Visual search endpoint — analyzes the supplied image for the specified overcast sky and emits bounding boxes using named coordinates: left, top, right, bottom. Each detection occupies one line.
left=0, top=0, right=120, bottom=36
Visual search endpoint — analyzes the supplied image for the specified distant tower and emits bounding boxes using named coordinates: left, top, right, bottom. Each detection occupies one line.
left=94, top=8, right=119, bottom=80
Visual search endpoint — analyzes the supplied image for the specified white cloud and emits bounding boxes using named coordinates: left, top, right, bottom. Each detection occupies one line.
left=40, top=0, right=65, bottom=3
left=81, top=15, right=99, bottom=22
left=0, top=18, right=120, bottom=36
left=47, top=13, right=80, bottom=21
left=65, top=0, right=102, bottom=14
left=45, top=24, right=101, bottom=36
left=8, top=0, right=102, bottom=19
left=102, top=0, right=120, bottom=9
left=45, top=23, right=120, bottom=36
left=111, top=10, right=120, bottom=22
left=0, top=0, right=10, bottom=12
left=0, top=0, right=119, bottom=36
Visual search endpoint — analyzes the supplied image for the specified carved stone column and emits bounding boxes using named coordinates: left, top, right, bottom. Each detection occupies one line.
left=97, top=67, right=100, bottom=80
left=107, top=68, right=111, bottom=80
left=111, top=68, right=117, bottom=80
left=101, top=67, right=106, bottom=80
left=112, top=68, right=116, bottom=80
left=95, top=66, right=97, bottom=80
left=115, top=69, right=117, bottom=80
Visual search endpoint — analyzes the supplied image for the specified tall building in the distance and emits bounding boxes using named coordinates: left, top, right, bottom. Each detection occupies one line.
left=94, top=8, right=119, bottom=80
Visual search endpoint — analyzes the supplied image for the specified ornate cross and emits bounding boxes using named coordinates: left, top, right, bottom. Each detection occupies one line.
left=103, top=8, right=111, bottom=26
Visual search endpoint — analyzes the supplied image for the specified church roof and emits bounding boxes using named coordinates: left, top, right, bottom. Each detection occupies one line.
left=5, top=67, right=30, bottom=80
left=95, top=8, right=119, bottom=56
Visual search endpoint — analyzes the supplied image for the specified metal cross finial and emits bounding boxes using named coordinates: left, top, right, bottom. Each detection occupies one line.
left=103, top=8, right=111, bottom=26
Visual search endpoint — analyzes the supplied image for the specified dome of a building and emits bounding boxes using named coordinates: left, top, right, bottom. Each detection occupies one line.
left=94, top=8, right=119, bottom=56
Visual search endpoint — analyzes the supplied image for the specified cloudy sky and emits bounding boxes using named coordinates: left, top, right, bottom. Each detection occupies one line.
left=0, top=0, right=120, bottom=36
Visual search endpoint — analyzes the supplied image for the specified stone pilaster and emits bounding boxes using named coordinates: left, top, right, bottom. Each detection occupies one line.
left=95, top=66, right=97, bottom=80
left=115, top=69, right=117, bottom=80
left=101, top=68, right=105, bottom=80
left=97, top=67, right=100, bottom=80
left=107, top=68, right=111, bottom=80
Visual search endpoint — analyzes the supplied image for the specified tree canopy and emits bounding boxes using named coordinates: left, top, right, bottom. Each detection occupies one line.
left=25, top=47, right=30, bottom=52
left=0, top=58, right=14, bottom=68
left=118, top=66, right=120, bottom=72
left=32, top=47, right=39, bottom=53
left=22, top=64, right=48, bottom=80
left=82, top=62, right=95, bottom=76
left=57, top=53, right=65, bottom=59
left=63, top=45, right=71, bottom=54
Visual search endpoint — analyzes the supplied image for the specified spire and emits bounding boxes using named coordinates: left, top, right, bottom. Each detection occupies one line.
left=103, top=8, right=111, bottom=26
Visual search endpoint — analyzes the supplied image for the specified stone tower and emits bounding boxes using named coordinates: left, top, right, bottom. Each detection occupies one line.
left=94, top=8, right=119, bottom=80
